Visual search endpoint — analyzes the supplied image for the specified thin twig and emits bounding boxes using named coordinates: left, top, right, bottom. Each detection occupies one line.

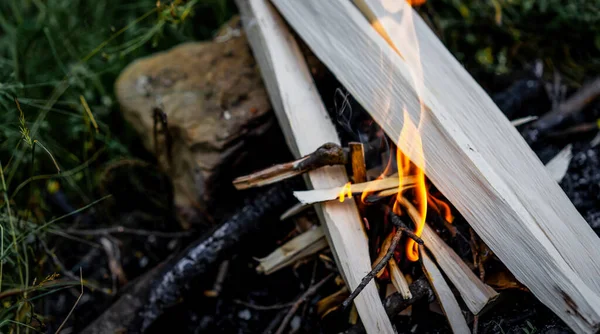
left=341, top=227, right=402, bottom=311
left=55, top=268, right=84, bottom=334
left=61, top=226, right=193, bottom=238
left=342, top=213, right=423, bottom=310
left=274, top=273, right=334, bottom=334
left=233, top=300, right=295, bottom=311
left=233, top=143, right=347, bottom=190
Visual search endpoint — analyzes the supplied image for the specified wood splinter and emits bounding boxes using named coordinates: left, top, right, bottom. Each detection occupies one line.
left=373, top=229, right=411, bottom=300
left=257, top=226, right=328, bottom=275
left=233, top=142, right=347, bottom=190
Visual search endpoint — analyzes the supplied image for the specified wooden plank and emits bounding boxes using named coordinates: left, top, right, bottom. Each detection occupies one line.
left=269, top=1, right=600, bottom=332
left=421, top=252, right=471, bottom=333
left=422, top=224, right=498, bottom=315
left=235, top=1, right=394, bottom=333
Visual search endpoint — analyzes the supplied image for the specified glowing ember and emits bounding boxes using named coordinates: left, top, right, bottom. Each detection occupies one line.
left=338, top=182, right=353, bottom=203
left=407, top=0, right=426, bottom=6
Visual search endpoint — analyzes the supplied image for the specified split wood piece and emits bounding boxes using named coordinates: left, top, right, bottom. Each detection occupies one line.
left=270, top=1, right=600, bottom=331
left=510, top=115, right=538, bottom=127
left=293, top=174, right=413, bottom=205
left=233, top=142, right=346, bottom=190
left=349, top=142, right=368, bottom=183
left=257, top=226, right=328, bottom=275
left=399, top=195, right=498, bottom=315
left=545, top=144, right=573, bottom=183
left=388, top=258, right=411, bottom=300
left=368, top=149, right=573, bottom=203
left=372, top=231, right=411, bottom=299
left=280, top=202, right=310, bottom=221
left=235, top=1, right=394, bottom=332
left=421, top=252, right=471, bottom=334
left=422, top=225, right=498, bottom=315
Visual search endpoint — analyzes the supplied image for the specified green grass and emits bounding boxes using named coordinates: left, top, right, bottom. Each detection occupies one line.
left=424, top=0, right=600, bottom=85
left=0, top=0, right=234, bottom=331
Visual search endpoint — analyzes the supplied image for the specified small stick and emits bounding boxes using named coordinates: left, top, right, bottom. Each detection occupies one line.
left=342, top=215, right=423, bottom=310
left=510, top=115, right=538, bottom=127
left=349, top=142, right=367, bottom=183
left=233, top=143, right=347, bottom=190
left=422, top=224, right=498, bottom=315
left=373, top=232, right=395, bottom=278
left=274, top=273, right=334, bottom=334
left=294, top=174, right=415, bottom=205
left=388, top=257, right=412, bottom=300
left=56, top=268, right=84, bottom=334
left=204, top=260, right=230, bottom=297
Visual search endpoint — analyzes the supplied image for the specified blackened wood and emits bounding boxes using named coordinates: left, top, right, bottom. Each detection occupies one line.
left=527, top=77, right=600, bottom=139
left=134, top=181, right=298, bottom=332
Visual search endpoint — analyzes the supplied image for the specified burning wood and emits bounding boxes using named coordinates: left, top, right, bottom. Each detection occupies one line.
left=257, top=226, right=328, bottom=275
left=398, top=196, right=498, bottom=315
left=293, top=174, right=414, bottom=205
left=342, top=213, right=423, bottom=310
left=270, top=0, right=600, bottom=332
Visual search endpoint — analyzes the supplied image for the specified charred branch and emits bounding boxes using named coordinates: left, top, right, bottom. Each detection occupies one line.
left=133, top=181, right=299, bottom=332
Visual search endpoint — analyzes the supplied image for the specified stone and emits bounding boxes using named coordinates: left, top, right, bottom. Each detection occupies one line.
left=115, top=16, right=273, bottom=225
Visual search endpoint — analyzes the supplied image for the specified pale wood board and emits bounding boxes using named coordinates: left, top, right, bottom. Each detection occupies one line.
left=422, top=224, right=498, bottom=315
left=293, top=174, right=412, bottom=204
left=235, top=1, right=394, bottom=332
left=270, top=0, right=600, bottom=332
left=421, top=252, right=471, bottom=334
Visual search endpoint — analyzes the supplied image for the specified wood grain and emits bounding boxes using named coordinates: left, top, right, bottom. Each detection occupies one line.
left=235, top=1, right=394, bottom=332
left=270, top=1, right=600, bottom=332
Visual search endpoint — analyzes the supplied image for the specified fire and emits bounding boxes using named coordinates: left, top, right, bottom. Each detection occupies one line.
left=428, top=193, right=454, bottom=223
left=407, top=0, right=426, bottom=6
left=338, top=182, right=353, bottom=203
left=394, top=110, right=427, bottom=262
left=377, top=0, right=440, bottom=261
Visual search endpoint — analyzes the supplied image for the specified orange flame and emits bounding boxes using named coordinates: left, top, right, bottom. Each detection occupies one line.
left=394, top=110, right=427, bottom=262
left=428, top=193, right=454, bottom=223
left=407, top=0, right=426, bottom=6
left=354, top=0, right=448, bottom=262
left=378, top=0, right=434, bottom=261
left=338, top=182, right=353, bottom=203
